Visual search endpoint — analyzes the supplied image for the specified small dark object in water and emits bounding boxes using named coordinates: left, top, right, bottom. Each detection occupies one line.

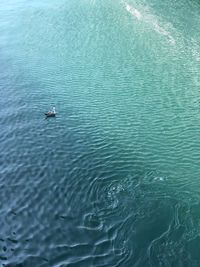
left=45, top=111, right=56, bottom=117
left=45, top=107, right=56, bottom=117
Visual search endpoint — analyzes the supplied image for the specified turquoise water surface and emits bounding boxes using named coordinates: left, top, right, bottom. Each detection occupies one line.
left=0, top=0, right=200, bottom=266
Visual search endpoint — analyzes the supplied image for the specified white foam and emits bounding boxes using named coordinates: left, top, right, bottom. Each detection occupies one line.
left=153, top=21, right=175, bottom=44
left=125, top=3, right=142, bottom=20
left=124, top=1, right=175, bottom=44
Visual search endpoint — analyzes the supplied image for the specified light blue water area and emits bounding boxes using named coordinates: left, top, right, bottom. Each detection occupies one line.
left=0, top=0, right=200, bottom=266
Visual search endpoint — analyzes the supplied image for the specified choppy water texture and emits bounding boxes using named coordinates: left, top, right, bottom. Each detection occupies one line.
left=0, top=0, right=200, bottom=266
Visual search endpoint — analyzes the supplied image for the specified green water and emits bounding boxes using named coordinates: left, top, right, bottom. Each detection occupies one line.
left=0, top=0, right=200, bottom=266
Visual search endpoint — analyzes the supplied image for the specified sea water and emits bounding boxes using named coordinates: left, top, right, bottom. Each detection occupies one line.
left=0, top=0, right=200, bottom=266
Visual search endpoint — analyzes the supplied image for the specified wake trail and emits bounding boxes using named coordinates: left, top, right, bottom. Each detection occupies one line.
left=124, top=1, right=176, bottom=45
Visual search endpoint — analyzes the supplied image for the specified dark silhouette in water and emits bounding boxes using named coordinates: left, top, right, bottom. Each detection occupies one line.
left=45, top=107, right=56, bottom=118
